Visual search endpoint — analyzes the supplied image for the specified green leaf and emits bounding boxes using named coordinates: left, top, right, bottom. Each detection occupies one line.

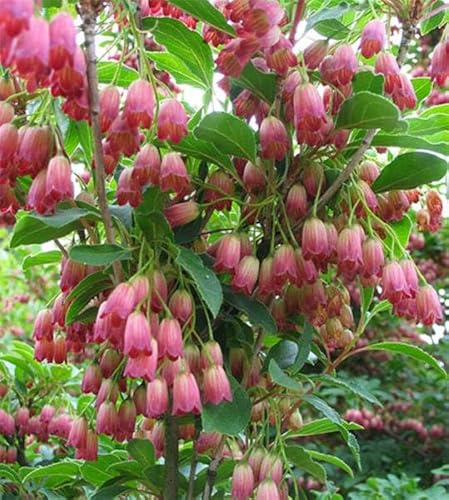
left=336, top=92, right=401, bottom=131
left=371, top=133, right=449, bottom=156
left=65, top=271, right=113, bottom=325
left=314, top=19, right=350, bottom=39
left=92, top=484, right=133, bottom=500
left=171, top=134, right=235, bottom=171
left=135, top=187, right=173, bottom=244
left=352, top=71, right=384, bottom=95
left=365, top=342, right=446, bottom=378
left=266, top=340, right=298, bottom=369
left=306, top=3, right=351, bottom=30
left=64, top=119, right=80, bottom=156
left=421, top=103, right=449, bottom=117
left=22, top=250, right=61, bottom=271
left=97, top=61, right=139, bottom=87
left=148, top=52, right=207, bottom=89
left=76, top=120, right=93, bottom=163
left=268, top=359, right=301, bottom=391
left=127, top=439, right=156, bottom=468
left=292, top=322, right=314, bottom=372
left=80, top=455, right=121, bottom=487
left=287, top=418, right=363, bottom=438
left=142, top=17, right=213, bottom=88
left=407, top=114, right=449, bottom=136
left=23, top=462, right=80, bottom=485
left=306, top=450, right=354, bottom=477
left=411, top=77, right=432, bottom=104
left=318, top=375, right=382, bottom=406
left=195, top=112, right=257, bottom=162
left=176, top=248, right=223, bottom=318
left=304, top=395, right=343, bottom=426
left=10, top=208, right=97, bottom=247
left=163, top=0, right=235, bottom=35
left=372, top=152, right=447, bottom=192
left=202, top=376, right=251, bottom=436
left=231, top=62, right=277, bottom=103
left=383, top=215, right=413, bottom=258
left=223, top=285, right=276, bottom=335
left=421, top=1, right=446, bottom=34
left=0, top=464, right=21, bottom=484
left=285, top=446, right=327, bottom=483
left=69, top=244, right=132, bottom=267
left=43, top=0, right=62, bottom=6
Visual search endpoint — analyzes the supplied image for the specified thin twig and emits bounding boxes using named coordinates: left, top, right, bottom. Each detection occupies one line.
left=289, top=0, right=306, bottom=43
left=80, top=5, right=123, bottom=283
left=202, top=436, right=226, bottom=500
left=164, top=413, right=179, bottom=500
left=53, top=239, right=68, bottom=258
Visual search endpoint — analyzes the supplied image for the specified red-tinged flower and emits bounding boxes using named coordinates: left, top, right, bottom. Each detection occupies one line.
left=232, top=255, right=260, bottom=295
left=45, top=156, right=74, bottom=206
left=0, top=78, right=15, bottom=101
left=53, top=336, right=67, bottom=364
left=375, top=52, right=401, bottom=94
left=124, top=312, right=153, bottom=358
left=130, top=275, right=149, bottom=306
left=49, top=13, right=77, bottom=70
left=195, top=431, right=222, bottom=454
left=17, top=126, right=54, bottom=177
left=172, top=370, right=202, bottom=416
left=164, top=200, right=200, bottom=228
left=272, top=244, right=298, bottom=286
left=295, top=248, right=318, bottom=285
left=34, top=338, right=54, bottom=362
left=100, top=349, right=122, bottom=378
left=242, top=162, right=266, bottom=196
left=106, top=116, right=140, bottom=157
left=40, top=405, right=55, bottom=424
left=169, top=290, right=193, bottom=325
left=301, top=217, right=329, bottom=263
left=51, top=47, right=86, bottom=99
left=255, top=478, right=281, bottom=500
left=360, top=160, right=380, bottom=184
left=76, top=429, right=98, bottom=461
left=0, top=0, right=33, bottom=37
left=201, top=340, right=224, bottom=369
left=265, top=36, right=297, bottom=75
left=16, top=407, right=30, bottom=430
left=0, top=410, right=14, bottom=436
left=14, top=16, right=50, bottom=89
left=426, top=189, right=443, bottom=217
left=416, top=286, right=443, bottom=325
left=361, top=237, right=384, bottom=278
left=337, top=227, right=363, bottom=277
left=204, top=171, right=234, bottom=211
left=430, top=41, right=449, bottom=87
left=294, top=83, right=330, bottom=146
left=146, top=377, right=169, bottom=418
left=99, top=86, right=120, bottom=133
left=234, top=89, right=260, bottom=120
left=133, top=384, right=146, bottom=416
left=124, top=340, right=158, bottom=381
left=158, top=318, right=183, bottom=360
left=259, top=116, right=290, bottom=160
left=124, top=79, right=155, bottom=129
left=101, top=282, right=136, bottom=326
left=302, top=163, right=325, bottom=198
left=391, top=73, right=417, bottom=110
left=232, top=462, right=255, bottom=499
left=325, top=222, right=338, bottom=260
left=203, top=364, right=232, bottom=405
left=33, top=309, right=53, bottom=341
left=117, top=168, right=142, bottom=207
left=159, top=152, right=190, bottom=194
left=61, top=91, right=90, bottom=122
left=96, top=401, right=118, bottom=436
left=282, top=71, right=302, bottom=122
left=157, top=99, right=188, bottom=143
left=257, top=256, right=280, bottom=296
left=67, top=417, right=88, bottom=449
left=118, top=399, right=137, bottom=437
left=81, top=364, right=102, bottom=394
left=184, top=343, right=201, bottom=375
left=400, top=260, right=418, bottom=298
left=216, top=36, right=260, bottom=77
left=286, top=183, right=307, bottom=220
left=96, top=379, right=119, bottom=409
left=259, top=453, right=283, bottom=484
left=248, top=447, right=266, bottom=479
left=304, top=39, right=328, bottom=69
left=150, top=270, right=168, bottom=313
left=0, top=102, right=14, bottom=126
left=360, top=20, right=386, bottom=58
left=322, top=45, right=357, bottom=86
left=381, top=261, right=410, bottom=304
left=132, top=144, right=160, bottom=187
left=214, top=234, right=241, bottom=273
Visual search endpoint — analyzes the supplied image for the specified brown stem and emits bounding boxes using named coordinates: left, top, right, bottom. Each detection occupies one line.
left=80, top=5, right=123, bottom=283
left=396, top=21, right=416, bottom=66
left=164, top=413, right=179, bottom=500
left=289, top=0, right=306, bottom=43
left=202, top=436, right=226, bottom=500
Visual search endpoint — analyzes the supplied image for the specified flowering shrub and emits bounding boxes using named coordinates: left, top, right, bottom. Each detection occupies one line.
left=0, top=0, right=448, bottom=497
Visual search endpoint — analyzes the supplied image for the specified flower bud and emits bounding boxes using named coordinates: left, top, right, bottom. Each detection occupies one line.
left=99, top=86, right=120, bottom=133
left=259, top=116, right=290, bottom=160
left=214, top=234, right=241, bottom=273
left=231, top=255, right=260, bottom=295
left=169, top=290, right=193, bottom=325
left=96, top=401, right=118, bottom=436
left=304, top=39, right=328, bottom=69
left=203, top=364, right=232, bottom=405
left=286, top=183, right=307, bottom=220
left=231, top=462, right=255, bottom=499
left=164, top=200, right=200, bottom=228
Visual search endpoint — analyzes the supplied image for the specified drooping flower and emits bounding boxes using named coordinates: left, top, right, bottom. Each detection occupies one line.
left=360, top=20, right=386, bottom=58
left=157, top=99, right=188, bottom=143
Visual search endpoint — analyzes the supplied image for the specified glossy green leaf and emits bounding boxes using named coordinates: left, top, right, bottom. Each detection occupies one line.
left=383, top=215, right=413, bottom=258
left=287, top=418, right=363, bottom=438
left=148, top=52, right=207, bottom=89
left=10, top=208, right=97, bottom=247
left=268, top=359, right=301, bottom=391
left=365, top=342, right=446, bottom=378
left=23, top=462, right=80, bottom=484
left=285, top=446, right=327, bottom=482
left=304, top=395, right=343, bottom=426
left=306, top=3, right=350, bottom=30
left=352, top=71, right=384, bottom=95
left=0, top=464, right=21, bottom=484
left=315, top=18, right=350, bottom=39
left=65, top=272, right=113, bottom=325
left=411, top=77, right=432, bottom=104
left=371, top=133, right=449, bottom=156
left=231, top=62, right=277, bottom=103
left=292, top=322, right=315, bottom=372
left=195, top=112, right=257, bottom=162
left=163, top=0, right=235, bottom=35
left=127, top=439, right=156, bottom=468
left=421, top=1, right=446, bottom=34
left=69, top=244, right=132, bottom=267
left=407, top=114, right=449, bottom=136
left=318, top=375, right=382, bottom=406
left=22, top=250, right=61, bottom=271
left=265, top=340, right=298, bottom=369
left=202, top=377, right=251, bottom=436
left=135, top=187, right=173, bottom=244
left=372, top=152, right=447, bottom=192
left=336, top=92, right=401, bottom=131
left=97, top=61, right=139, bottom=87
left=176, top=248, right=223, bottom=318
left=143, top=17, right=213, bottom=88
left=306, top=450, right=354, bottom=477
left=223, top=285, right=276, bottom=335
